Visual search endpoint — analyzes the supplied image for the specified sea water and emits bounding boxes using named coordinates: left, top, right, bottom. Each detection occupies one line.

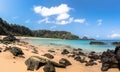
left=26, top=38, right=120, bottom=52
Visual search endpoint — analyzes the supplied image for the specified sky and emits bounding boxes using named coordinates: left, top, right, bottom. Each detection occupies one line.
left=0, top=0, right=120, bottom=39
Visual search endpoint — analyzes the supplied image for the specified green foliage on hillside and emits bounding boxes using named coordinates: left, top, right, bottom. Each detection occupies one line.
left=0, top=18, right=80, bottom=40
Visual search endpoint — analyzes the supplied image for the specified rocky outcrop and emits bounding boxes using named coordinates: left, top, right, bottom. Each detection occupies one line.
left=85, top=59, right=97, bottom=66
left=90, top=41, right=106, bottom=45
left=25, top=56, right=66, bottom=71
left=101, top=47, right=120, bottom=71
left=112, top=42, right=120, bottom=45
left=25, top=56, right=47, bottom=71
left=61, top=49, right=69, bottom=55
left=4, top=46, right=24, bottom=57
left=43, top=61, right=56, bottom=72
left=59, top=58, right=72, bottom=66
left=43, top=53, right=54, bottom=59
left=2, top=34, right=19, bottom=44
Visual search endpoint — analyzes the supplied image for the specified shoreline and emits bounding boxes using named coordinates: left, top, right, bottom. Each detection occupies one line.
left=0, top=35, right=119, bottom=72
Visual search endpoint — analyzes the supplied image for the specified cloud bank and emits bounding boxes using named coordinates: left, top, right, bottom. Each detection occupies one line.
left=34, top=4, right=85, bottom=25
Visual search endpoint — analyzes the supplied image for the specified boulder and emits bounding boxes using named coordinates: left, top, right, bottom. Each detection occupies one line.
left=48, top=50, right=55, bottom=53
left=61, top=49, right=69, bottom=55
left=101, top=49, right=118, bottom=71
left=25, top=56, right=48, bottom=71
left=90, top=41, right=106, bottom=45
left=25, top=56, right=66, bottom=71
left=85, top=59, right=97, bottom=66
left=74, top=55, right=81, bottom=61
left=114, top=46, right=120, bottom=69
left=59, top=58, right=71, bottom=66
left=2, top=34, right=19, bottom=44
left=43, top=61, right=56, bottom=72
left=5, top=46, right=24, bottom=57
left=112, top=42, right=120, bottom=45
left=43, top=53, right=54, bottom=59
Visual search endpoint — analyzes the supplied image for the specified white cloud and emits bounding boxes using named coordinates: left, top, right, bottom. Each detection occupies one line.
left=56, top=13, right=70, bottom=21
left=97, top=19, right=103, bottom=26
left=34, top=4, right=86, bottom=25
left=34, top=4, right=71, bottom=17
left=110, top=33, right=120, bottom=38
left=38, top=17, right=50, bottom=23
left=74, top=18, right=86, bottom=23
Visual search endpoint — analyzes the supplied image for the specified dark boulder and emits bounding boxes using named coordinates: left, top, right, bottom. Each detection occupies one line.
left=59, top=58, right=71, bottom=66
left=25, top=56, right=66, bottom=71
left=101, top=49, right=118, bottom=71
left=2, top=34, right=19, bottom=43
left=43, top=53, right=54, bottom=59
left=85, top=59, right=97, bottom=66
left=74, top=55, right=81, bottom=61
left=61, top=49, right=69, bottom=55
left=112, top=42, right=120, bottom=45
left=114, top=46, right=120, bottom=69
left=43, top=61, right=56, bottom=72
left=25, top=56, right=48, bottom=71
left=90, top=41, right=106, bottom=45
left=48, top=50, right=55, bottom=53
left=5, top=46, right=24, bottom=57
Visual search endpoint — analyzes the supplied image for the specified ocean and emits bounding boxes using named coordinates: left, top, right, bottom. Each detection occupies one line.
left=26, top=38, right=120, bottom=52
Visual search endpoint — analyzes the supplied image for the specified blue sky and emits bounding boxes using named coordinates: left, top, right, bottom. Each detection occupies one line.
left=0, top=0, right=120, bottom=39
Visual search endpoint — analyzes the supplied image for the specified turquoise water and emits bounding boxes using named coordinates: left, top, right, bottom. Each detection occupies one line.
left=26, top=38, right=120, bottom=52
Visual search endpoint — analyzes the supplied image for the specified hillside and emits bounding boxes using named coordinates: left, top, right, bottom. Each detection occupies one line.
left=0, top=18, right=80, bottom=40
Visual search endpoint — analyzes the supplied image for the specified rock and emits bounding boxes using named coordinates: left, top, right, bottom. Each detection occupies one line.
left=43, top=61, right=56, bottom=72
left=61, top=49, right=69, bottom=55
left=80, top=57, right=87, bottom=63
left=101, top=49, right=118, bottom=71
left=31, top=48, right=38, bottom=54
left=88, top=53, right=100, bottom=61
left=114, top=46, right=120, bottom=69
left=25, top=56, right=66, bottom=71
left=74, top=55, right=81, bottom=61
left=2, top=34, right=19, bottom=44
left=90, top=41, right=106, bottom=45
left=82, top=36, right=88, bottom=40
left=48, top=50, right=55, bottom=53
left=85, top=59, right=97, bottom=66
left=72, top=49, right=86, bottom=56
left=43, top=53, right=54, bottom=59
left=59, top=58, right=71, bottom=66
left=112, top=42, right=120, bottom=45
left=6, top=47, right=24, bottom=57
left=0, top=47, right=2, bottom=52
left=50, top=61, right=66, bottom=68
left=25, top=56, right=48, bottom=71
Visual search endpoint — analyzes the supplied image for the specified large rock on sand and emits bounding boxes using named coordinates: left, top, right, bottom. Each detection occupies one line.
left=4, top=46, right=24, bottom=57
left=43, top=53, right=54, bottom=59
left=61, top=49, right=69, bottom=55
left=101, top=49, right=118, bottom=71
left=59, top=58, right=72, bottom=66
left=25, top=56, right=47, bottom=71
left=25, top=56, right=66, bottom=71
left=43, top=61, right=56, bottom=72
left=3, top=34, right=19, bottom=43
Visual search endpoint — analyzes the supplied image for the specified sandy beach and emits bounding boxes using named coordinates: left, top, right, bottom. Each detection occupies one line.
left=0, top=36, right=119, bottom=72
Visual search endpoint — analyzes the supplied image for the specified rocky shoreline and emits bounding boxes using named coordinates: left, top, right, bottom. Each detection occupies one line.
left=0, top=35, right=120, bottom=72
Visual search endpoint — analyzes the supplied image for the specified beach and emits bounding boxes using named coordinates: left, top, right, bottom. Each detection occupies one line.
left=0, top=36, right=119, bottom=72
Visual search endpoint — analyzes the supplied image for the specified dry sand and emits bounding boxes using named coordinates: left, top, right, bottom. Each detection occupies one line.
left=0, top=36, right=119, bottom=72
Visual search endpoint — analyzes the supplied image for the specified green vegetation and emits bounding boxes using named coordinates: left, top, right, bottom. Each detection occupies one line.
left=0, top=18, right=80, bottom=40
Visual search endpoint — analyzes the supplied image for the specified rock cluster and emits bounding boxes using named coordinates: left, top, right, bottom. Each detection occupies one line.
left=101, top=46, right=120, bottom=71
left=25, top=56, right=71, bottom=71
